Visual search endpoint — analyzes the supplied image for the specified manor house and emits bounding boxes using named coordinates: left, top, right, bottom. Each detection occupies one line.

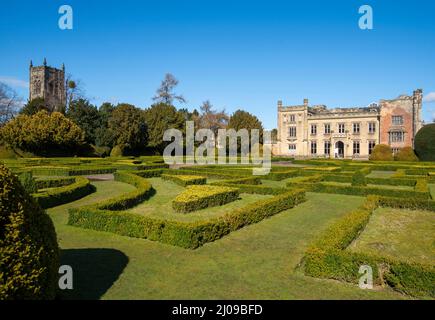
left=274, top=89, right=423, bottom=159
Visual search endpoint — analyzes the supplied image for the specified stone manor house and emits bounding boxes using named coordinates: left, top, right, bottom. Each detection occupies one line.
left=274, top=89, right=423, bottom=159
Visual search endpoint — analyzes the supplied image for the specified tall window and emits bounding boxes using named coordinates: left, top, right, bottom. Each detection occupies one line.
left=389, top=131, right=404, bottom=142
left=368, top=122, right=376, bottom=134
left=288, top=126, right=297, bottom=137
left=289, top=114, right=296, bottom=122
left=368, top=141, right=376, bottom=155
left=392, top=116, right=404, bottom=125
left=324, top=124, right=331, bottom=134
left=311, top=124, right=317, bottom=135
left=338, top=123, right=345, bottom=134
left=311, top=141, right=317, bottom=154
left=353, top=141, right=360, bottom=155
left=324, top=141, right=331, bottom=155
left=353, top=123, right=360, bottom=134
left=288, top=144, right=296, bottom=151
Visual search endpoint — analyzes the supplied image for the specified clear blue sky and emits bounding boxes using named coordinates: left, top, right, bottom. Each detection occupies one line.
left=1, top=0, right=434, bottom=128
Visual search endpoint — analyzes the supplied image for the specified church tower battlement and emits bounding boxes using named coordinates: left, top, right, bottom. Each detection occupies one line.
left=29, top=59, right=66, bottom=112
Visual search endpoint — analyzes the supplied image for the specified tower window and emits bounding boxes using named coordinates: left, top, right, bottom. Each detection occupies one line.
left=392, top=116, right=404, bottom=125
left=389, top=131, right=404, bottom=142
left=288, top=126, right=297, bottom=137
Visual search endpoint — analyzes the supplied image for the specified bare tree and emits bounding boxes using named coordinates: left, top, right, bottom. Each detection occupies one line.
left=152, top=73, right=186, bottom=105
left=65, top=74, right=85, bottom=110
left=0, top=82, right=21, bottom=126
left=198, top=100, right=229, bottom=136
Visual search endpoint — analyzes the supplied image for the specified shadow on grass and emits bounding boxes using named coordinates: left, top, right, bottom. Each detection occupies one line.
left=59, top=248, right=129, bottom=300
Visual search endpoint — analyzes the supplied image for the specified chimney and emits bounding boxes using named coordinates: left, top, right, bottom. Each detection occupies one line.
left=303, top=98, right=309, bottom=106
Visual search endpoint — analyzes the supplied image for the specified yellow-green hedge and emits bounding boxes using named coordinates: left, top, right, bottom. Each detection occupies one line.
left=172, top=185, right=239, bottom=213
left=161, top=174, right=206, bottom=186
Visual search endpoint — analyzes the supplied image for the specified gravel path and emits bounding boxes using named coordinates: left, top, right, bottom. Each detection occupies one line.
left=85, top=174, right=115, bottom=181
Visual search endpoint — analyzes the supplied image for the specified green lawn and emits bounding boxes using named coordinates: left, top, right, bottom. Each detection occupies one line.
left=48, top=180, right=406, bottom=300
left=349, top=207, right=435, bottom=265
left=128, top=178, right=272, bottom=222
left=366, top=171, right=397, bottom=178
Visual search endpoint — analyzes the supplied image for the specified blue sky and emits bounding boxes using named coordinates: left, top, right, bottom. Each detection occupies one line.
left=0, top=0, right=434, bottom=128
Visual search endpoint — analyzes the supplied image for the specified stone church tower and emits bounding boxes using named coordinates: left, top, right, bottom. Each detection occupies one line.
left=29, top=58, right=66, bottom=112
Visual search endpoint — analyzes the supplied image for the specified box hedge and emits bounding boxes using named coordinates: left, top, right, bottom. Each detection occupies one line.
left=68, top=183, right=306, bottom=249
left=161, top=174, right=206, bottom=186
left=303, top=195, right=435, bottom=298
left=172, top=185, right=240, bottom=213
left=32, top=176, right=95, bottom=209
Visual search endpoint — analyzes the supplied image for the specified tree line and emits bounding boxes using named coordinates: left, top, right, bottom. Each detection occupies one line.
left=0, top=74, right=266, bottom=157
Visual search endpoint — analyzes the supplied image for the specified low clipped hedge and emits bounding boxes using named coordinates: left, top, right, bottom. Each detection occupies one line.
left=161, top=174, right=206, bottom=187
left=290, top=181, right=431, bottom=199
left=172, top=185, right=240, bottom=213
left=68, top=182, right=306, bottom=248
left=212, top=177, right=262, bottom=185
left=303, top=195, right=435, bottom=298
left=35, top=177, right=76, bottom=190
left=32, top=176, right=95, bottom=209
left=0, top=164, right=59, bottom=299
left=210, top=182, right=289, bottom=195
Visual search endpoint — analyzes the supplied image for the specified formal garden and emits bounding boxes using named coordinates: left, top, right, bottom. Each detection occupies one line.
left=1, top=155, right=434, bottom=299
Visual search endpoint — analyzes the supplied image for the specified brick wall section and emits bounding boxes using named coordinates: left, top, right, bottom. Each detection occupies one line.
left=379, top=98, right=414, bottom=148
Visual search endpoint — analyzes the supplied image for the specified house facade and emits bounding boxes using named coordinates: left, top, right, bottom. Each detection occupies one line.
left=274, top=90, right=423, bottom=159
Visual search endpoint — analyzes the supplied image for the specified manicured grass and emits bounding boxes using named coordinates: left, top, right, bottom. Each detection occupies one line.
left=48, top=181, right=405, bottom=300
left=430, top=184, right=435, bottom=199
left=128, top=178, right=271, bottom=222
left=348, top=207, right=435, bottom=265
left=366, top=171, right=397, bottom=179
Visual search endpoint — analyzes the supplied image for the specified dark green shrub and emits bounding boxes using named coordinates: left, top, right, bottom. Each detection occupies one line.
left=414, top=124, right=435, bottom=161
left=395, top=147, right=419, bottom=161
left=369, top=144, right=394, bottom=161
left=0, top=164, right=59, bottom=299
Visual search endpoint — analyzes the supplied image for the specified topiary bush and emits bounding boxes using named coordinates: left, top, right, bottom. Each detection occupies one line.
left=414, top=124, right=435, bottom=161
left=369, top=144, right=393, bottom=161
left=395, top=147, right=419, bottom=161
left=110, top=145, right=124, bottom=157
left=0, top=164, right=59, bottom=299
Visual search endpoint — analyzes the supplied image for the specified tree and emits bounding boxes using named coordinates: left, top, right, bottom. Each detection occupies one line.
left=65, top=74, right=85, bottom=111
left=152, top=73, right=186, bottom=105
left=20, top=98, right=49, bottom=116
left=228, top=109, right=264, bottom=143
left=0, top=110, right=86, bottom=156
left=95, top=102, right=116, bottom=147
left=66, top=99, right=101, bottom=144
left=0, top=82, right=21, bottom=126
left=369, top=144, right=393, bottom=161
left=108, top=103, right=148, bottom=153
left=198, top=100, right=229, bottom=136
left=414, top=124, right=435, bottom=161
left=144, top=103, right=185, bottom=153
